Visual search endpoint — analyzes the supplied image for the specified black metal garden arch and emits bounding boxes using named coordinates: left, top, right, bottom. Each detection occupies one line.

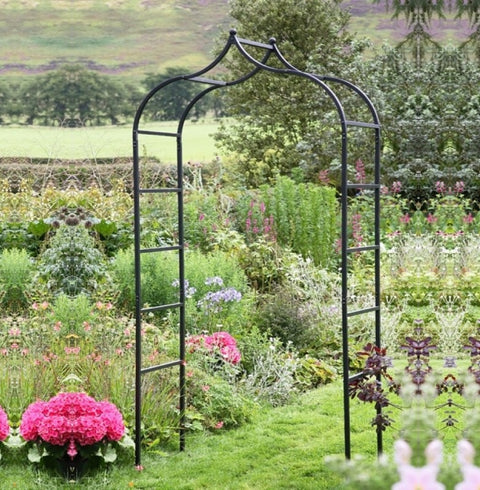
left=132, top=29, right=381, bottom=466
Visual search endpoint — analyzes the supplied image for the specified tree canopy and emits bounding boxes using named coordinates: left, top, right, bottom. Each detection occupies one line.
left=19, top=65, right=139, bottom=126
left=214, top=0, right=366, bottom=187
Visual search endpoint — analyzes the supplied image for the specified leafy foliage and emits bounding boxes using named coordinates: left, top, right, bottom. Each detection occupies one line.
left=141, top=67, right=214, bottom=121
left=215, top=0, right=365, bottom=186
left=33, top=224, right=111, bottom=298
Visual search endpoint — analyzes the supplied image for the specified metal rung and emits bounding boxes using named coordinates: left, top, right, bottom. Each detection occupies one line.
left=139, top=188, right=181, bottom=194
left=347, top=306, right=380, bottom=317
left=345, top=120, right=380, bottom=129
left=141, top=302, right=182, bottom=314
left=346, top=183, right=380, bottom=190
left=189, top=76, right=227, bottom=86
left=236, top=37, right=275, bottom=49
left=347, top=306, right=379, bottom=317
left=141, top=359, right=183, bottom=374
left=346, top=245, right=379, bottom=254
left=348, top=371, right=369, bottom=383
left=140, top=245, right=181, bottom=254
left=137, top=129, right=180, bottom=137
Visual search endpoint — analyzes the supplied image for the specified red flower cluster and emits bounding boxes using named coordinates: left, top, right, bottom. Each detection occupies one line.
left=187, top=331, right=241, bottom=365
left=20, top=392, right=125, bottom=459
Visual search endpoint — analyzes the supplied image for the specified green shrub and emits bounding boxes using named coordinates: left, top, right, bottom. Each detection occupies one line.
left=237, top=238, right=288, bottom=293
left=0, top=248, right=33, bottom=311
left=33, top=224, right=111, bottom=298
left=110, top=247, right=135, bottom=310
left=184, top=191, right=229, bottom=251
left=50, top=294, right=93, bottom=336
left=112, top=248, right=249, bottom=314
left=241, top=336, right=300, bottom=407
left=186, top=368, right=258, bottom=430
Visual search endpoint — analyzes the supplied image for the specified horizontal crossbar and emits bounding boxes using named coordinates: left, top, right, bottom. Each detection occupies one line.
left=140, top=245, right=181, bottom=254
left=346, top=245, right=379, bottom=254
left=345, top=120, right=380, bottom=129
left=188, top=76, right=227, bottom=86
left=139, top=188, right=181, bottom=194
left=141, top=359, right=183, bottom=375
left=137, top=129, right=180, bottom=137
left=347, top=306, right=380, bottom=317
left=236, top=37, right=275, bottom=50
left=348, top=371, right=369, bottom=383
left=141, top=302, right=182, bottom=314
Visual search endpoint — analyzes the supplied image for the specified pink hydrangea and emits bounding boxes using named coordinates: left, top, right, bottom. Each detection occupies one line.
left=187, top=331, right=241, bottom=365
left=0, top=406, right=10, bottom=441
left=20, top=392, right=125, bottom=459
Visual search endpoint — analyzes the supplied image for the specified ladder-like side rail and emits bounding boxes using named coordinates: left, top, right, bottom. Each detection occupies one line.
left=341, top=118, right=381, bottom=458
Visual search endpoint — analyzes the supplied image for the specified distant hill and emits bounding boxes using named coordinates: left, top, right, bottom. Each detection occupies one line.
left=344, top=0, right=473, bottom=48
left=0, top=0, right=473, bottom=82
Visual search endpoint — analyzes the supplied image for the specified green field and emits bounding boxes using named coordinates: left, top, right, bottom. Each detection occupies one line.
left=0, top=120, right=220, bottom=161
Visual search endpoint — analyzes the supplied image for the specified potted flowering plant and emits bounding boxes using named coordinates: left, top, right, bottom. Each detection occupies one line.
left=19, top=392, right=132, bottom=480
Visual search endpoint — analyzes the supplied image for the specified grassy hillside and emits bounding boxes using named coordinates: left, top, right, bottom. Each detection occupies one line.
left=0, top=0, right=473, bottom=85
left=345, top=0, right=473, bottom=48
left=0, top=0, right=231, bottom=82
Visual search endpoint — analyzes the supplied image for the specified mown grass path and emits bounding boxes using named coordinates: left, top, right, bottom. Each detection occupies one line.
left=1, top=381, right=387, bottom=489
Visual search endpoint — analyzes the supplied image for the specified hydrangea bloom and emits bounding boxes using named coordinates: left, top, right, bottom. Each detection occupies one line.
left=186, top=331, right=241, bottom=365
left=0, top=405, right=10, bottom=441
left=20, top=392, right=125, bottom=459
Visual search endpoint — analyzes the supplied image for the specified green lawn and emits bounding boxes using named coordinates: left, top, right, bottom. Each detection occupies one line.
left=0, top=382, right=388, bottom=489
left=0, top=120, right=220, bottom=162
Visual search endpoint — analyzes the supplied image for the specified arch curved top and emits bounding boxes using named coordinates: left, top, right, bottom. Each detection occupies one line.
left=132, top=29, right=382, bottom=463
left=132, top=29, right=380, bottom=135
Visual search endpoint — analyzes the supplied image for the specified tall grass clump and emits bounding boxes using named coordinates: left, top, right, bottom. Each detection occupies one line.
left=0, top=248, right=33, bottom=310
left=260, top=176, right=338, bottom=267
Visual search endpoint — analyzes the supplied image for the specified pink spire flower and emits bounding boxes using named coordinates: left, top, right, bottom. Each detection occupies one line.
left=392, top=439, right=445, bottom=490
left=456, top=440, right=480, bottom=490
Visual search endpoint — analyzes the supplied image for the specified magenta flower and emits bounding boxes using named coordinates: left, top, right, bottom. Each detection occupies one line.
left=0, top=406, right=10, bottom=441
left=20, top=392, right=125, bottom=459
left=391, top=181, right=402, bottom=194
left=187, top=331, right=241, bottom=365
left=454, top=181, right=465, bottom=194
left=464, top=213, right=474, bottom=225
left=435, top=181, right=447, bottom=194
left=399, top=214, right=411, bottom=224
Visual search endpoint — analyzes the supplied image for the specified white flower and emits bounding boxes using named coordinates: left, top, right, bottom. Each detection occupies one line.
left=394, top=439, right=412, bottom=467
left=425, top=439, right=443, bottom=467
left=458, top=440, right=475, bottom=467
